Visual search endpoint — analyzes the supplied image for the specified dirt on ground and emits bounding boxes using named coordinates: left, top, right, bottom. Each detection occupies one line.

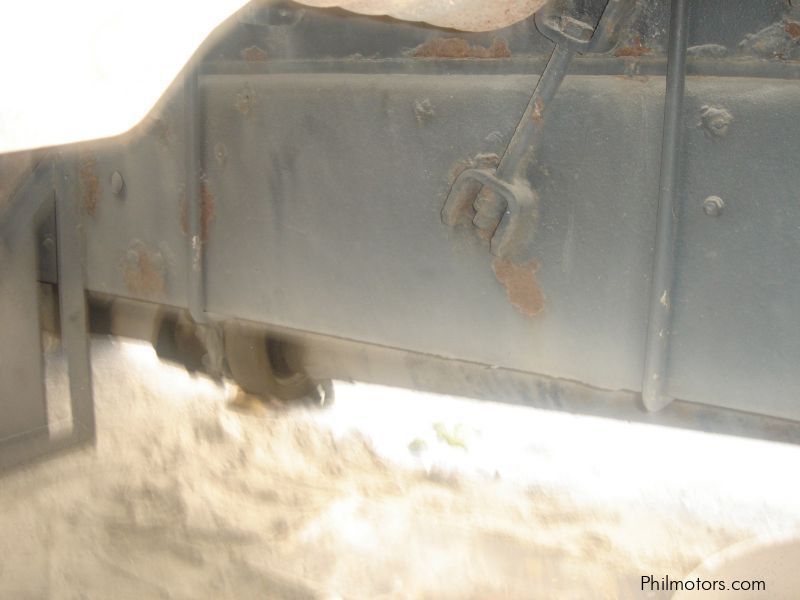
left=0, top=337, right=789, bottom=599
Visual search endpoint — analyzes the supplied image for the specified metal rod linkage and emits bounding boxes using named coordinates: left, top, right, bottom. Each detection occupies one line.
left=184, top=67, right=207, bottom=324
left=472, top=44, right=575, bottom=231
left=642, top=0, right=689, bottom=411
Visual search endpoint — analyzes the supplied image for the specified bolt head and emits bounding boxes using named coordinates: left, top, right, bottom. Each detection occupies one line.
left=699, top=105, right=733, bottom=139
left=559, top=15, right=594, bottom=41
left=110, top=170, right=124, bottom=196
left=703, top=195, right=724, bottom=216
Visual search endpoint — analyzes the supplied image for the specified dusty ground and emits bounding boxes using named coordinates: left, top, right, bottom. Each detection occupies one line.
left=1, top=336, right=799, bottom=599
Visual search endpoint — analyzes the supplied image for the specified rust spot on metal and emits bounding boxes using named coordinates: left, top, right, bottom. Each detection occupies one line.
left=123, top=241, right=165, bottom=296
left=473, top=186, right=505, bottom=235
left=737, top=21, right=800, bottom=59
left=235, top=84, right=256, bottom=115
left=449, top=153, right=500, bottom=185
left=180, top=181, right=216, bottom=242
left=447, top=153, right=500, bottom=226
left=476, top=224, right=494, bottom=241
left=492, top=258, right=545, bottom=317
left=79, top=158, right=100, bottom=216
left=531, top=97, right=544, bottom=124
left=242, top=45, right=268, bottom=62
left=785, top=21, right=800, bottom=40
left=410, top=37, right=511, bottom=59
left=614, top=36, right=651, bottom=58
left=200, top=183, right=215, bottom=241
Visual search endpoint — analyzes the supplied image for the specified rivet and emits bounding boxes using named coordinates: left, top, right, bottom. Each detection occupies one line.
left=110, top=170, right=125, bottom=196
left=699, top=105, right=733, bottom=139
left=703, top=195, right=724, bottom=217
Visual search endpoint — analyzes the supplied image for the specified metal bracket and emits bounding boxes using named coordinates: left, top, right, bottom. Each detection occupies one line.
left=441, top=0, right=635, bottom=261
left=185, top=67, right=208, bottom=325
left=443, top=169, right=538, bottom=261
left=535, top=0, right=638, bottom=55
left=0, top=155, right=95, bottom=471
left=641, top=0, right=689, bottom=412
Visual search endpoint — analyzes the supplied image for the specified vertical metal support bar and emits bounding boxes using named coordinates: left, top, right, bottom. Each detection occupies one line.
left=0, top=213, right=48, bottom=443
left=642, top=0, right=689, bottom=411
left=54, top=157, right=95, bottom=436
left=184, top=67, right=207, bottom=324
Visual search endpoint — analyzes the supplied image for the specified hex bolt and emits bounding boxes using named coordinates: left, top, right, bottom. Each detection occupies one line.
left=699, top=105, right=732, bottom=139
left=703, top=195, right=724, bottom=217
left=110, top=170, right=125, bottom=196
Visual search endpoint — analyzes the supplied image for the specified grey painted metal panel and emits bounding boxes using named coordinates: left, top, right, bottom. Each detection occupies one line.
left=0, top=157, right=96, bottom=470
left=4, top=0, right=800, bottom=466
left=669, top=78, right=800, bottom=420
left=202, top=73, right=663, bottom=392
left=0, top=215, right=48, bottom=441
left=82, top=96, right=188, bottom=309
left=78, top=69, right=800, bottom=421
left=55, top=157, right=97, bottom=434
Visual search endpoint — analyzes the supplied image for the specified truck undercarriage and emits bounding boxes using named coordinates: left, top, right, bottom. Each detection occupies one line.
left=2, top=0, right=800, bottom=468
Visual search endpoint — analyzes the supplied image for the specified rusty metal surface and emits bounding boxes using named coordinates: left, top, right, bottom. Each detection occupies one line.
left=491, top=258, right=545, bottom=317
left=0, top=156, right=96, bottom=470
left=409, top=38, right=511, bottom=59
left=73, top=51, right=800, bottom=419
left=78, top=94, right=188, bottom=311
left=79, top=157, right=100, bottom=218
left=200, top=72, right=663, bottom=394
left=440, top=1, right=636, bottom=317
left=293, top=0, right=549, bottom=32
left=9, top=0, right=797, bottom=443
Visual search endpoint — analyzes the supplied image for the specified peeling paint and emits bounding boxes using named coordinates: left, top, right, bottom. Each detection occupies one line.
left=614, top=36, right=651, bottom=58
left=410, top=38, right=510, bottom=59
left=449, top=153, right=500, bottom=185
left=531, top=97, right=545, bottom=124
left=123, top=241, right=166, bottom=296
left=739, top=20, right=800, bottom=59
left=181, top=181, right=216, bottom=243
left=473, top=186, right=502, bottom=235
left=241, top=45, right=268, bottom=62
left=492, top=258, right=545, bottom=317
left=447, top=153, right=500, bottom=226
left=687, top=44, right=728, bottom=59
left=79, top=158, right=100, bottom=217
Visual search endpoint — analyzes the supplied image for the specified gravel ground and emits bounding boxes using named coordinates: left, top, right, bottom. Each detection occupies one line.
left=1, top=335, right=799, bottom=598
